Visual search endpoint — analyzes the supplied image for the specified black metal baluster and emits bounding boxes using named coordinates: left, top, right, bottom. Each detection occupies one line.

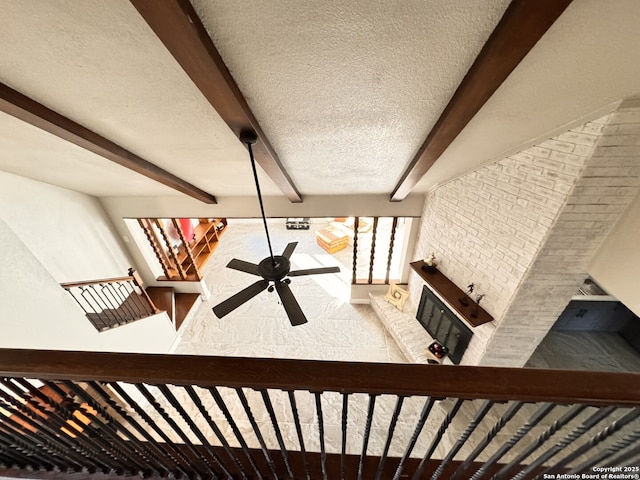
left=315, top=392, right=328, bottom=480
left=340, top=393, right=348, bottom=480
left=352, top=217, right=360, bottom=285
left=451, top=401, right=523, bottom=480
left=8, top=379, right=113, bottom=472
left=135, top=383, right=214, bottom=478
left=62, top=380, right=162, bottom=476
left=118, top=282, right=143, bottom=319
left=108, top=282, right=138, bottom=321
left=412, top=398, right=464, bottom=480
left=99, top=284, right=125, bottom=325
left=235, top=388, right=278, bottom=479
left=358, top=394, right=377, bottom=480
left=431, top=400, right=494, bottom=480
left=493, top=403, right=587, bottom=480
left=128, top=281, right=153, bottom=317
left=42, top=381, right=134, bottom=473
left=385, top=217, right=399, bottom=284
left=0, top=408, right=68, bottom=471
left=513, top=406, right=616, bottom=480
left=0, top=425, right=53, bottom=471
left=87, top=284, right=118, bottom=329
left=80, top=286, right=107, bottom=330
left=288, top=391, right=310, bottom=480
left=87, top=381, right=176, bottom=476
left=548, top=407, right=640, bottom=474
left=157, top=385, right=233, bottom=479
left=0, top=383, right=91, bottom=472
left=568, top=422, right=640, bottom=474
left=184, top=386, right=249, bottom=479
left=108, top=382, right=193, bottom=476
left=368, top=217, right=379, bottom=284
left=393, top=396, right=436, bottom=480
left=609, top=442, right=640, bottom=468
left=469, top=402, right=555, bottom=480
left=375, top=396, right=405, bottom=480
left=261, top=390, right=294, bottom=479
left=208, top=387, right=264, bottom=480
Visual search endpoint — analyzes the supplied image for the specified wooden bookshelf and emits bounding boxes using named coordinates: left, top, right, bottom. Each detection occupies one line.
left=410, top=261, right=493, bottom=327
left=177, top=218, right=227, bottom=277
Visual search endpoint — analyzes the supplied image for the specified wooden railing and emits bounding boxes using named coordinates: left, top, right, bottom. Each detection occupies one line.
left=137, top=218, right=227, bottom=282
left=351, top=216, right=402, bottom=285
left=0, top=349, right=639, bottom=479
left=60, top=269, right=159, bottom=331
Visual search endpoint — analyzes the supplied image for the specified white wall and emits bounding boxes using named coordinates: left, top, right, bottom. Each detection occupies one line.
left=0, top=172, right=177, bottom=352
left=589, top=192, right=640, bottom=316
left=0, top=171, right=132, bottom=283
left=0, top=217, right=176, bottom=352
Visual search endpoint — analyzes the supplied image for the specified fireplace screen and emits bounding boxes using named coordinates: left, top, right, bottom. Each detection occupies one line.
left=416, top=286, right=473, bottom=364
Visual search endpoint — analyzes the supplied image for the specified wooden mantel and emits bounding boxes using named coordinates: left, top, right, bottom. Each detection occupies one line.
left=410, top=261, right=493, bottom=327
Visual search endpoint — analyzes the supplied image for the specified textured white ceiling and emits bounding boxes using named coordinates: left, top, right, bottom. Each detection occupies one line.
left=192, top=0, right=511, bottom=195
left=1, top=0, right=640, bottom=202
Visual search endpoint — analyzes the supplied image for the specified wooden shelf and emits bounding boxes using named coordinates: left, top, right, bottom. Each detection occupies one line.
left=410, top=261, right=493, bottom=328
left=176, top=218, right=227, bottom=275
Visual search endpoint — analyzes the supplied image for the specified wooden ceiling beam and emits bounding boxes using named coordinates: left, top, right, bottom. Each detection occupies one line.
left=0, top=82, right=217, bottom=204
left=130, top=0, right=302, bottom=203
left=390, top=0, right=573, bottom=201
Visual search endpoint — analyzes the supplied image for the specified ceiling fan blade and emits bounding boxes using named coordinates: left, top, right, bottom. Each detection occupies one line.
left=281, top=242, right=298, bottom=259
left=288, top=266, right=341, bottom=277
left=226, top=258, right=261, bottom=276
left=275, top=281, right=308, bottom=326
left=212, top=280, right=269, bottom=318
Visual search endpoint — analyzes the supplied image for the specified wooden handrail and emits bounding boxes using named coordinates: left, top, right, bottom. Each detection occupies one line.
left=60, top=275, right=135, bottom=289
left=1, top=349, right=639, bottom=406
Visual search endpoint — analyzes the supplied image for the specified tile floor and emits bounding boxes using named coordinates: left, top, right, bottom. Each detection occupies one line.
left=175, top=218, right=407, bottom=363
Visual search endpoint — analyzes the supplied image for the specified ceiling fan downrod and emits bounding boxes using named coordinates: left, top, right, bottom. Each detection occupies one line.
left=241, top=130, right=276, bottom=266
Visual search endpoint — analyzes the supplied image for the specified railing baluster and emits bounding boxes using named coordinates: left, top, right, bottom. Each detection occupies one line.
left=358, top=394, right=377, bottom=480
left=452, top=401, right=523, bottom=480
left=341, top=393, right=348, bottom=480
left=431, top=400, right=495, bottom=480
left=412, top=398, right=464, bottom=480
left=87, top=381, right=176, bottom=476
left=106, top=282, right=136, bottom=321
left=138, top=218, right=173, bottom=279
left=235, top=388, right=278, bottom=479
left=0, top=381, right=90, bottom=471
left=172, top=218, right=202, bottom=280
left=108, top=382, right=193, bottom=477
left=0, top=424, right=55, bottom=471
left=157, top=385, right=233, bottom=479
left=513, top=406, right=616, bottom=480
left=7, top=379, right=112, bottom=472
left=136, top=383, right=218, bottom=479
left=545, top=407, right=640, bottom=474
left=368, top=217, right=379, bottom=284
left=88, top=284, right=119, bottom=329
left=385, top=217, right=399, bottom=284
left=261, top=389, right=294, bottom=479
left=493, top=403, right=587, bottom=480
left=42, top=381, right=134, bottom=473
left=79, top=286, right=106, bottom=330
left=569, top=423, right=640, bottom=474
left=100, top=284, right=126, bottom=326
left=208, top=387, right=264, bottom=480
left=375, top=396, right=405, bottom=480
left=61, top=380, right=160, bottom=476
left=154, top=218, right=187, bottom=280
left=288, top=391, right=310, bottom=480
left=469, top=402, right=556, bottom=480
left=115, top=281, right=143, bottom=319
left=315, top=392, right=328, bottom=480
left=184, top=386, right=249, bottom=479
left=393, top=396, right=436, bottom=480
left=351, top=216, right=360, bottom=285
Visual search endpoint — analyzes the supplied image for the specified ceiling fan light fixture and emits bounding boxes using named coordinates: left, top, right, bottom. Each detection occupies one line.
left=211, top=131, right=340, bottom=326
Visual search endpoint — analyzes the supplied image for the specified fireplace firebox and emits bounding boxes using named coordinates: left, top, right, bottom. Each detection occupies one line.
left=416, top=286, right=473, bottom=364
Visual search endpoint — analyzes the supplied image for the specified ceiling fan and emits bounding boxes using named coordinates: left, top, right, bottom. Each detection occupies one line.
left=212, top=131, right=340, bottom=326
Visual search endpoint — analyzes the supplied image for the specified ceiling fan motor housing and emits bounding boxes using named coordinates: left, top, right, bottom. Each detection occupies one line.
left=258, top=255, right=290, bottom=281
